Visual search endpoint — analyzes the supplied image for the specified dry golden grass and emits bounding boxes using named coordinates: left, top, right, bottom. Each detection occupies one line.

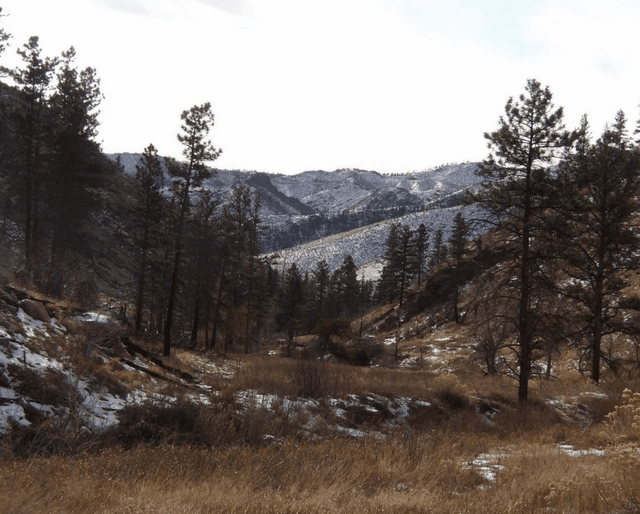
left=221, top=353, right=452, bottom=401
left=2, top=421, right=639, bottom=514
left=3, top=333, right=640, bottom=513
left=6, top=271, right=640, bottom=512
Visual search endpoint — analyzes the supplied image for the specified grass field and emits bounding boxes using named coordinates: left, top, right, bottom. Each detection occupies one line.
left=2, top=350, right=640, bottom=514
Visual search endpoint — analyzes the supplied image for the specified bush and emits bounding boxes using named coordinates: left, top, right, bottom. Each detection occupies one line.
left=604, top=388, right=640, bottom=441
left=293, top=357, right=326, bottom=398
left=111, top=400, right=207, bottom=448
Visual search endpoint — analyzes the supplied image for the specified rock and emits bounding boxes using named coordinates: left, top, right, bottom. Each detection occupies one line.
left=20, top=299, right=50, bottom=323
left=0, top=288, right=19, bottom=307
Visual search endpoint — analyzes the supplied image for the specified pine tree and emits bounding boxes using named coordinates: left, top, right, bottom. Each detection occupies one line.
left=334, top=255, right=359, bottom=317
left=0, top=8, right=10, bottom=61
left=555, top=111, right=640, bottom=382
left=8, top=36, right=58, bottom=279
left=241, top=190, right=263, bottom=353
left=185, top=189, right=219, bottom=348
left=470, top=79, right=574, bottom=404
left=46, top=47, right=103, bottom=293
left=0, top=11, right=13, bottom=240
left=414, top=223, right=429, bottom=284
left=281, top=262, right=304, bottom=357
left=377, top=223, right=402, bottom=303
left=448, top=212, right=468, bottom=266
left=132, top=144, right=166, bottom=333
left=217, top=186, right=256, bottom=352
left=396, top=225, right=415, bottom=308
left=312, top=259, right=331, bottom=324
left=430, top=228, right=446, bottom=267
left=164, top=103, right=220, bottom=356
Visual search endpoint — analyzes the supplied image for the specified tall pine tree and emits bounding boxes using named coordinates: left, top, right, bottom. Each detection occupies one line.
left=164, top=103, right=220, bottom=356
left=8, top=36, right=58, bottom=279
left=470, top=79, right=574, bottom=404
left=555, top=111, right=640, bottom=382
left=46, top=47, right=103, bottom=293
left=132, top=144, right=166, bottom=333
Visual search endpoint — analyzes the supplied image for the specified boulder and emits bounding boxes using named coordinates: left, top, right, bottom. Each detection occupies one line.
left=20, top=299, right=50, bottom=323
left=0, top=288, right=19, bottom=307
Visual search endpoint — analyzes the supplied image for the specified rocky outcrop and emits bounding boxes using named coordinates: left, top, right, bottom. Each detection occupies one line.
left=19, top=299, right=50, bottom=323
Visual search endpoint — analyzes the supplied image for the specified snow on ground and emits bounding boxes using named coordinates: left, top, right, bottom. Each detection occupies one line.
left=269, top=203, right=488, bottom=275
left=0, top=304, right=448, bottom=439
left=463, top=443, right=608, bottom=485
left=0, top=293, right=628, bottom=476
left=463, top=452, right=507, bottom=483
left=0, top=313, right=132, bottom=433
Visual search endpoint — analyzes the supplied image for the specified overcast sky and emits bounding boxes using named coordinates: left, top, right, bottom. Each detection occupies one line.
left=2, top=0, right=639, bottom=174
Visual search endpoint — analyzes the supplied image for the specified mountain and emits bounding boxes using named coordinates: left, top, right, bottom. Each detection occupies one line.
left=110, top=154, right=483, bottom=257
left=112, top=155, right=480, bottom=214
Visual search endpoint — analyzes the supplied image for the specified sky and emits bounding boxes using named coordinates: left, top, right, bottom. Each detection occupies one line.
left=1, top=0, right=640, bottom=175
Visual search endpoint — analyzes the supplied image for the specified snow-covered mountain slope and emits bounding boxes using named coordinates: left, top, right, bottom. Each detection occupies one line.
left=110, top=154, right=481, bottom=217
left=268, top=203, right=488, bottom=280
left=109, top=154, right=484, bottom=254
left=269, top=163, right=481, bottom=214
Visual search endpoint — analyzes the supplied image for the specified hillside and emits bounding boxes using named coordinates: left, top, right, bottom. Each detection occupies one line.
left=2, top=245, right=640, bottom=513
left=270, top=203, right=487, bottom=277
left=2, top=151, right=639, bottom=513
left=111, top=154, right=482, bottom=252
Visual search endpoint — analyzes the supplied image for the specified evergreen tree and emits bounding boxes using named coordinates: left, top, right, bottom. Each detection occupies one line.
left=430, top=228, right=446, bottom=267
left=0, top=11, right=13, bottom=243
left=396, top=225, right=415, bottom=308
left=555, top=111, right=640, bottom=382
left=448, top=212, right=469, bottom=266
left=377, top=223, right=402, bottom=303
left=8, top=36, right=58, bottom=279
left=469, top=79, right=574, bottom=404
left=334, top=255, right=359, bottom=317
left=217, top=186, right=258, bottom=352
left=414, top=223, right=429, bottom=284
left=164, top=103, right=220, bottom=356
left=242, top=191, right=263, bottom=353
left=377, top=223, right=418, bottom=307
left=0, top=8, right=10, bottom=61
left=46, top=47, right=103, bottom=293
left=185, top=189, right=219, bottom=348
left=132, top=144, right=166, bottom=333
left=312, top=258, right=331, bottom=324
left=280, top=262, right=304, bottom=356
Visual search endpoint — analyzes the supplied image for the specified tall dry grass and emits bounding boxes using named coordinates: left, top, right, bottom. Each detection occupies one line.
left=224, top=354, right=449, bottom=401
left=4, top=312, right=640, bottom=513
left=2, top=380, right=638, bottom=514
left=2, top=420, right=639, bottom=514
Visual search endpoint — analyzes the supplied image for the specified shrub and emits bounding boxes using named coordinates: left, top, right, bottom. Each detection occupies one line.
left=604, top=388, right=640, bottom=441
left=293, top=357, right=326, bottom=398
left=111, top=400, right=207, bottom=448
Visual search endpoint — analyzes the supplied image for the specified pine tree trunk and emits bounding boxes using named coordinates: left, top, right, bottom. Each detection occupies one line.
left=191, top=299, right=199, bottom=348
left=164, top=246, right=181, bottom=357
left=518, top=157, right=534, bottom=405
left=591, top=272, right=604, bottom=383
left=135, top=232, right=149, bottom=333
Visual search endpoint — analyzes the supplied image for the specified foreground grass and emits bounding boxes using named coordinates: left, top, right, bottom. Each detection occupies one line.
left=3, top=321, right=640, bottom=513
left=2, top=421, right=639, bottom=514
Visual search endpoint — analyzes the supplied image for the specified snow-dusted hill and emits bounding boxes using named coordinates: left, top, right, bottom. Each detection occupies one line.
left=268, top=203, right=487, bottom=280
left=269, top=163, right=481, bottom=214
left=111, top=154, right=480, bottom=216
left=109, top=154, right=485, bottom=257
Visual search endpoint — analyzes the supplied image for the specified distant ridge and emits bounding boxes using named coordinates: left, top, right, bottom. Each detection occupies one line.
left=108, top=154, right=484, bottom=265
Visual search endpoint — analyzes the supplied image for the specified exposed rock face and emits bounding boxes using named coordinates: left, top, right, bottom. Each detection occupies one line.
left=20, top=299, right=50, bottom=323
